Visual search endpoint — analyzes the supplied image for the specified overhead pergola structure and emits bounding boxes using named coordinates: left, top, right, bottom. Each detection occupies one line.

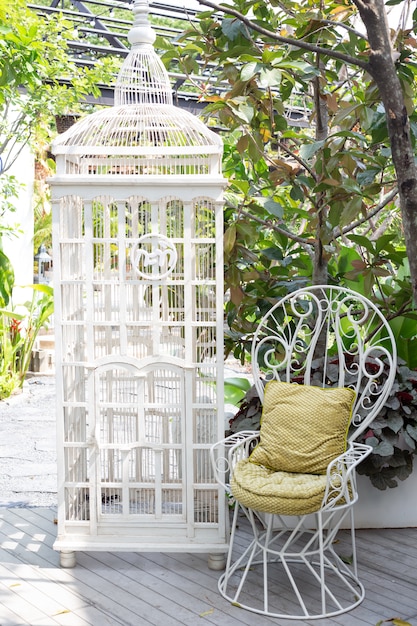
left=28, top=0, right=310, bottom=124
left=28, top=0, right=214, bottom=112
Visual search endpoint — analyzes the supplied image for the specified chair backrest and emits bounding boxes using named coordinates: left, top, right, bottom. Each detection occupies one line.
left=251, top=285, right=397, bottom=442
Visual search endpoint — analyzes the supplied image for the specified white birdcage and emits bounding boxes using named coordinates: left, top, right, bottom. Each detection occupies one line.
left=50, top=0, right=227, bottom=568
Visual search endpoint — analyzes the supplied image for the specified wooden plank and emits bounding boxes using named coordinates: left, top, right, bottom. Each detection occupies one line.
left=0, top=602, right=32, bottom=626
left=108, top=526, right=326, bottom=625
left=0, top=512, right=131, bottom=626
left=1, top=507, right=417, bottom=626
left=0, top=509, right=197, bottom=626
left=8, top=508, right=279, bottom=626
left=0, top=561, right=74, bottom=625
left=85, top=550, right=278, bottom=626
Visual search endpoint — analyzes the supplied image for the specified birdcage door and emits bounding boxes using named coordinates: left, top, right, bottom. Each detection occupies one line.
left=90, top=358, right=191, bottom=527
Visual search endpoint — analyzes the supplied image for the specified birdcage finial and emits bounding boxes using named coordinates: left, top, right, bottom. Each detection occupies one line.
left=114, top=0, right=172, bottom=106
left=129, top=0, right=156, bottom=46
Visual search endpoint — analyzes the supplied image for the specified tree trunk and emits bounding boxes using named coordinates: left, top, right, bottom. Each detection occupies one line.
left=312, top=57, right=329, bottom=285
left=353, top=0, right=417, bottom=303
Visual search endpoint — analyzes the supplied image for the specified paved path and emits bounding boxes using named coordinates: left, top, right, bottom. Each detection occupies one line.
left=0, top=375, right=57, bottom=507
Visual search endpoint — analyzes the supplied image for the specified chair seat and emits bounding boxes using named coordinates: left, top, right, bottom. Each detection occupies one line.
left=231, top=457, right=327, bottom=515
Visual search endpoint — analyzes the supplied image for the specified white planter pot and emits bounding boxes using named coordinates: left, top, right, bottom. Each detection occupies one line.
left=355, top=468, right=417, bottom=528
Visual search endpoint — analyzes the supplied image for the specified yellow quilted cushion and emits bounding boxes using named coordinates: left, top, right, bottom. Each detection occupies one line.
left=249, top=381, right=355, bottom=475
left=231, top=458, right=327, bottom=515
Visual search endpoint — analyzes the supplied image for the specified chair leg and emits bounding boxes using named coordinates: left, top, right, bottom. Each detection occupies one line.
left=217, top=505, right=366, bottom=619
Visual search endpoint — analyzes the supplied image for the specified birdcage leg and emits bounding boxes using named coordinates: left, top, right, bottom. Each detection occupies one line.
left=208, top=553, right=226, bottom=570
left=60, top=550, right=76, bottom=568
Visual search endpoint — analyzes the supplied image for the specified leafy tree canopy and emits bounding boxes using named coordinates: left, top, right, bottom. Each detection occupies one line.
left=0, top=0, right=118, bottom=174
left=160, top=0, right=417, bottom=365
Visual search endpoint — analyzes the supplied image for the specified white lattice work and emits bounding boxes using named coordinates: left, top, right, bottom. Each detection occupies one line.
left=50, top=0, right=227, bottom=566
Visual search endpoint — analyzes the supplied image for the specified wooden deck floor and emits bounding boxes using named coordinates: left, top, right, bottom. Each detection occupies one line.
left=1, top=506, right=416, bottom=626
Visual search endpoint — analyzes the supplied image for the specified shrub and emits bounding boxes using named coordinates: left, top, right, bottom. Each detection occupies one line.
left=226, top=360, right=417, bottom=490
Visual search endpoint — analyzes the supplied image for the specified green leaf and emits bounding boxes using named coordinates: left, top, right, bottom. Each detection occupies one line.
left=236, top=134, right=249, bottom=154
left=342, top=178, right=363, bottom=195
left=0, top=250, right=14, bottom=307
left=386, top=412, right=404, bottom=434
left=224, top=224, right=237, bottom=255
left=340, top=554, right=353, bottom=565
left=406, top=423, right=417, bottom=442
left=299, top=140, right=325, bottom=161
left=356, top=169, right=379, bottom=186
left=259, top=67, right=281, bottom=88
left=221, top=18, right=248, bottom=41
left=261, top=246, right=283, bottom=261
left=235, top=103, right=255, bottom=124
left=373, top=441, right=394, bottom=456
left=263, top=199, right=284, bottom=218
left=26, top=283, right=54, bottom=296
left=403, top=430, right=416, bottom=450
left=329, top=129, right=366, bottom=143
left=236, top=220, right=257, bottom=241
left=0, top=309, right=24, bottom=320
left=224, top=376, right=252, bottom=409
left=374, top=234, right=396, bottom=254
left=346, top=234, right=376, bottom=254
left=240, top=62, right=259, bottom=82
left=370, top=473, right=392, bottom=490
left=339, top=197, right=363, bottom=227
left=228, top=180, right=249, bottom=195
left=247, top=133, right=261, bottom=159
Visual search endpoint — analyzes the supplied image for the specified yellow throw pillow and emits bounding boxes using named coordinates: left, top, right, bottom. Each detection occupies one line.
left=249, top=381, right=355, bottom=475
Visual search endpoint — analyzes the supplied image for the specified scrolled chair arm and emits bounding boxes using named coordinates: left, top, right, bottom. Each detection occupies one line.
left=322, top=441, right=373, bottom=511
left=210, top=430, right=260, bottom=491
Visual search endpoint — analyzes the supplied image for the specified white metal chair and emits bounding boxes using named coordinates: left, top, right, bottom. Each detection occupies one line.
left=211, top=285, right=397, bottom=619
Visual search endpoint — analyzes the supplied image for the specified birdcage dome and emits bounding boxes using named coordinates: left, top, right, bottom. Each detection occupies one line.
left=51, top=0, right=223, bottom=178
left=114, top=49, right=173, bottom=106
left=52, top=103, right=222, bottom=177
left=114, top=28, right=173, bottom=107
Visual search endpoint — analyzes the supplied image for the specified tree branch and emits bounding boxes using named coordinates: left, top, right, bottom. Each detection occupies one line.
left=332, top=187, right=398, bottom=239
left=270, top=140, right=317, bottom=180
left=238, top=207, right=316, bottom=248
left=197, top=0, right=370, bottom=71
left=319, top=19, right=368, bottom=41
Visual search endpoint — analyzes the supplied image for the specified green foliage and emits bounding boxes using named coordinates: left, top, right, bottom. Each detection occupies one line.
left=0, top=0, right=118, bottom=173
left=224, top=376, right=252, bottom=407
left=0, top=175, right=22, bottom=237
left=0, top=249, right=14, bottom=308
left=0, top=250, right=54, bottom=399
left=227, top=358, right=417, bottom=491
left=357, top=362, right=417, bottom=490
left=164, top=0, right=417, bottom=351
left=33, top=189, right=52, bottom=254
left=166, top=0, right=417, bottom=488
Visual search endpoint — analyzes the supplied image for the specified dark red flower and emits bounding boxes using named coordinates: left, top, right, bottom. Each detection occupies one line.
left=292, top=376, right=304, bottom=384
left=365, top=361, right=380, bottom=374
left=396, top=391, right=413, bottom=405
left=363, top=429, right=374, bottom=439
